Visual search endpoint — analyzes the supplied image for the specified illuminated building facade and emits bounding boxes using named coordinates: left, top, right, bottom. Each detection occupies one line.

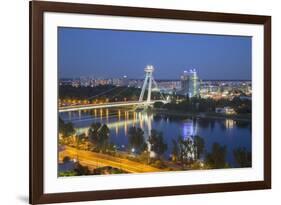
left=180, top=69, right=200, bottom=98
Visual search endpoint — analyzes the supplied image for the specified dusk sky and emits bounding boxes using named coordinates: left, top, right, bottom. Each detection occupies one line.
left=58, top=27, right=252, bottom=80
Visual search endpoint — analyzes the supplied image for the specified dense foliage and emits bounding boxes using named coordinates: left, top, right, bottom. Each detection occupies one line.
left=59, top=85, right=163, bottom=102
left=148, top=130, right=168, bottom=158
left=160, top=97, right=251, bottom=114
left=88, top=122, right=111, bottom=152
left=128, top=126, right=147, bottom=153
left=205, top=143, right=228, bottom=168
left=233, top=147, right=252, bottom=167
left=59, top=117, right=75, bottom=137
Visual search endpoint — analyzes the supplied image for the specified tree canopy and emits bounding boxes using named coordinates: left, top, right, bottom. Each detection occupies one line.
left=148, top=130, right=167, bottom=158
left=128, top=126, right=146, bottom=153
left=206, top=142, right=227, bottom=168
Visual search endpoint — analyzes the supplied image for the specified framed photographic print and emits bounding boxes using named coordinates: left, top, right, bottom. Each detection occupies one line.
left=30, top=1, right=271, bottom=204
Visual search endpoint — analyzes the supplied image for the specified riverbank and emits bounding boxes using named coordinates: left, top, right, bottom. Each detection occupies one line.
left=152, top=108, right=251, bottom=122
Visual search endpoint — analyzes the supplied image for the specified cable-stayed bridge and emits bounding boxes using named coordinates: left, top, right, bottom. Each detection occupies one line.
left=59, top=100, right=166, bottom=113
left=59, top=65, right=169, bottom=113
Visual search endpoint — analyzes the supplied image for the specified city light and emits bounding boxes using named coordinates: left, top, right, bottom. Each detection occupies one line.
left=58, top=65, right=252, bottom=176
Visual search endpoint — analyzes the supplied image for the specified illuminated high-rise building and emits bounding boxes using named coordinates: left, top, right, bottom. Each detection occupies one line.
left=121, top=75, right=129, bottom=86
left=180, top=70, right=189, bottom=91
left=180, top=69, right=200, bottom=98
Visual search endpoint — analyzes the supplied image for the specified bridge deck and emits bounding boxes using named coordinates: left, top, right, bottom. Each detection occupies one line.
left=59, top=100, right=165, bottom=112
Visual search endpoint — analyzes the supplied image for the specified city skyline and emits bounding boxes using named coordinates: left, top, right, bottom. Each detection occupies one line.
left=59, top=76, right=252, bottom=81
left=58, top=27, right=252, bottom=80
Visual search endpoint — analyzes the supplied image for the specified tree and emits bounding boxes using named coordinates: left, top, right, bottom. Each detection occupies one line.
left=63, top=122, right=75, bottom=138
left=177, top=136, right=196, bottom=166
left=206, top=143, right=227, bottom=169
left=75, top=133, right=86, bottom=150
left=128, top=127, right=146, bottom=153
left=88, top=123, right=110, bottom=152
left=194, top=135, right=205, bottom=159
left=98, top=124, right=110, bottom=152
left=233, top=147, right=251, bottom=167
left=58, top=117, right=65, bottom=133
left=58, top=117, right=75, bottom=138
left=88, top=122, right=101, bottom=148
left=154, top=102, right=164, bottom=108
left=74, top=163, right=91, bottom=176
left=171, top=139, right=179, bottom=161
left=63, top=156, right=71, bottom=163
left=148, top=130, right=167, bottom=158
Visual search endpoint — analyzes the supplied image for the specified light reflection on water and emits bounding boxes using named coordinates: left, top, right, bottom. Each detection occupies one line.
left=182, top=120, right=198, bottom=138
left=61, top=107, right=251, bottom=166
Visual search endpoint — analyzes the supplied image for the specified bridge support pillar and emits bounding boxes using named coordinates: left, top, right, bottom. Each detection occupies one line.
left=139, top=65, right=154, bottom=103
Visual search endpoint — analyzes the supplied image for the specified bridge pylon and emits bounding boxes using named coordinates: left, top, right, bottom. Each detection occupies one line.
left=139, top=65, right=155, bottom=103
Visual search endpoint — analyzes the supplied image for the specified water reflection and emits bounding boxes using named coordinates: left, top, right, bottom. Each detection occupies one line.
left=182, top=120, right=198, bottom=138
left=63, top=108, right=250, bottom=140
left=225, top=119, right=234, bottom=129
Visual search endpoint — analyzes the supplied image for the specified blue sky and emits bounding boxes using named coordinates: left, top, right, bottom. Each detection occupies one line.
left=58, top=27, right=252, bottom=80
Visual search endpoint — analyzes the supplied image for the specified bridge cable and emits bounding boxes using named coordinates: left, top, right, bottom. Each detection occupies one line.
left=152, top=78, right=166, bottom=101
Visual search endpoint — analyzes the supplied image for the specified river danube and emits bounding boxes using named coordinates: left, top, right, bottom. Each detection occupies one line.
left=60, top=107, right=252, bottom=167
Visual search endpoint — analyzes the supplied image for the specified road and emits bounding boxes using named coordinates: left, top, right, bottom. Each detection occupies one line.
left=59, top=146, right=161, bottom=173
